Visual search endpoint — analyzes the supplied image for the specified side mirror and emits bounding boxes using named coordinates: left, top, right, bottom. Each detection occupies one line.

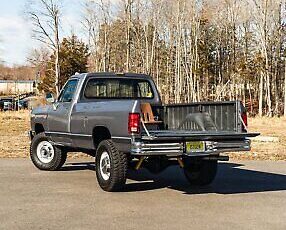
left=46, top=92, right=55, bottom=103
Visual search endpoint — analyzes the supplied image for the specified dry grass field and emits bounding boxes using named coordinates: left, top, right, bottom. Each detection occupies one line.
left=0, top=111, right=30, bottom=158
left=229, top=117, right=286, bottom=161
left=0, top=110, right=285, bottom=160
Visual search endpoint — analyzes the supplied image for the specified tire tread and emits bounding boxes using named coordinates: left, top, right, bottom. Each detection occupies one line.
left=30, top=132, right=67, bottom=171
left=95, top=139, right=127, bottom=192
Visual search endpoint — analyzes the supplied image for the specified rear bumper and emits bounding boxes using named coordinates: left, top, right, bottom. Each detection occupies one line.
left=131, top=139, right=251, bottom=156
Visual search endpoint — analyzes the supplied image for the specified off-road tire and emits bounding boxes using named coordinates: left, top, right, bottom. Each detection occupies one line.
left=183, top=158, right=218, bottom=186
left=95, top=139, right=127, bottom=192
left=30, top=132, right=67, bottom=171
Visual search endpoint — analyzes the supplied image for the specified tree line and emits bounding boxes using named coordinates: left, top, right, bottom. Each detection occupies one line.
left=0, top=65, right=35, bottom=81
left=27, top=0, right=286, bottom=117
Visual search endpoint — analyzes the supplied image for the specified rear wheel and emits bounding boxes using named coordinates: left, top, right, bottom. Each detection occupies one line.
left=183, top=157, right=217, bottom=186
left=30, top=133, right=67, bottom=171
left=95, top=139, right=127, bottom=192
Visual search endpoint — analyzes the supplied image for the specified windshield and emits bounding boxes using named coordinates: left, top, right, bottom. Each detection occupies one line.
left=58, top=79, right=78, bottom=102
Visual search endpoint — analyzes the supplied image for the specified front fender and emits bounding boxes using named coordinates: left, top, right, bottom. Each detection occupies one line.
left=31, top=105, right=50, bottom=132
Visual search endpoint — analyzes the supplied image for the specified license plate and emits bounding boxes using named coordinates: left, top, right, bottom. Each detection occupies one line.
left=186, top=141, right=205, bottom=153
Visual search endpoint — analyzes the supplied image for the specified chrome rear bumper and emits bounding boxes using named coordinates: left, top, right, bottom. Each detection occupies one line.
left=131, top=139, right=251, bottom=156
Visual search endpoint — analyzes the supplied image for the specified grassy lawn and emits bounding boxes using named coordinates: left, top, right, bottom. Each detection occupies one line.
left=0, top=110, right=285, bottom=160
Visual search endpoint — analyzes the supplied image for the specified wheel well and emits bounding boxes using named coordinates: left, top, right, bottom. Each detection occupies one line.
left=35, top=123, right=45, bottom=134
left=92, top=126, right=111, bottom=148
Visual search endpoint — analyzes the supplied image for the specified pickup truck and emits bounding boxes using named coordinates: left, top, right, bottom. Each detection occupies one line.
left=29, top=73, right=259, bottom=192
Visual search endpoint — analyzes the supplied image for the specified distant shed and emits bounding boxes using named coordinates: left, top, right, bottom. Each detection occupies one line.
left=0, top=80, right=35, bottom=95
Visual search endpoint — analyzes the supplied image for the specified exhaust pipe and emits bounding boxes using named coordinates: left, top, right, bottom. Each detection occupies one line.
left=202, top=156, right=229, bottom=161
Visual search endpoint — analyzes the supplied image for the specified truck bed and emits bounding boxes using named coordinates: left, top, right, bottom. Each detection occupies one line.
left=141, top=100, right=259, bottom=141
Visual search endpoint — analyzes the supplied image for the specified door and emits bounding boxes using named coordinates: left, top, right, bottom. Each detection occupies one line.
left=47, top=79, right=78, bottom=145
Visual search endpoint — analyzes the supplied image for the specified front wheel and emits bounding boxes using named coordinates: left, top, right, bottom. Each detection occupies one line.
left=30, top=133, right=67, bottom=171
left=183, top=158, right=218, bottom=186
left=95, top=140, right=127, bottom=192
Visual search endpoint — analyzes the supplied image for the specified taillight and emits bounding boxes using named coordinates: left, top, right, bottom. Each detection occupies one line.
left=241, top=112, right=248, bottom=128
left=128, top=113, right=140, bottom=134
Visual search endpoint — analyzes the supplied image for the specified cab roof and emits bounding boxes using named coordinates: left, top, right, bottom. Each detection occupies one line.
left=70, top=72, right=152, bottom=80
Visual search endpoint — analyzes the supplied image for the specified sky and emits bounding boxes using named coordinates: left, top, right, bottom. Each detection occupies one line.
left=0, top=0, right=84, bottom=66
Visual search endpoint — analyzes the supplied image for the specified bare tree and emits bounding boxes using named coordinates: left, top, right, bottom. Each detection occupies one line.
left=124, top=0, right=133, bottom=72
left=27, top=47, right=51, bottom=91
left=80, top=0, right=286, bottom=116
left=83, top=0, right=112, bottom=72
left=284, top=58, right=286, bottom=117
left=27, top=0, right=62, bottom=95
left=0, top=35, right=2, bottom=59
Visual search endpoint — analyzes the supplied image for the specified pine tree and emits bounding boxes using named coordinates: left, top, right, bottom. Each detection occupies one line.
left=39, top=35, right=89, bottom=93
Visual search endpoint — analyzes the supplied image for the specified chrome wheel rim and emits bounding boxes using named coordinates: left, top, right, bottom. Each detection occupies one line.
left=36, top=141, right=54, bottom=164
left=100, top=151, right=111, bottom=180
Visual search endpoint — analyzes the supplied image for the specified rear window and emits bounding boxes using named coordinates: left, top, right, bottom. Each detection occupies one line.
left=84, top=78, right=154, bottom=99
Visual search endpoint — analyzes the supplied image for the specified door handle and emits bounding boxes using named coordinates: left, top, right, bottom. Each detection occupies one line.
left=84, top=116, right=88, bottom=128
left=53, top=102, right=59, bottom=111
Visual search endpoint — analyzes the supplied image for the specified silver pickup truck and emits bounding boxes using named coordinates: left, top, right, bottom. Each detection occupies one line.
left=29, top=73, right=259, bottom=191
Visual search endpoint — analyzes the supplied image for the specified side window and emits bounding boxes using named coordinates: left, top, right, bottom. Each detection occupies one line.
left=58, top=80, right=78, bottom=103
